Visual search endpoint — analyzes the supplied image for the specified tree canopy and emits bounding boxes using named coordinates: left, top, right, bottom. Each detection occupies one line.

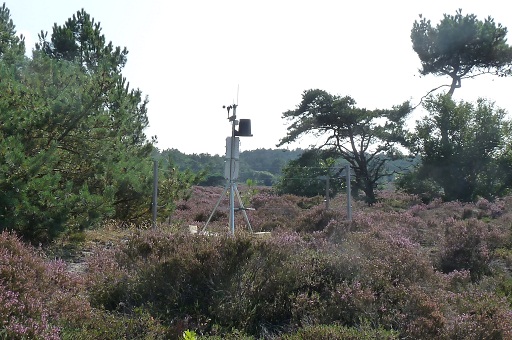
left=0, top=6, right=180, bottom=242
left=0, top=3, right=25, bottom=63
left=278, top=89, right=411, bottom=204
left=0, top=5, right=212, bottom=243
left=399, top=94, right=512, bottom=202
left=36, top=8, right=127, bottom=73
left=411, top=9, right=512, bottom=96
left=407, top=10, right=512, bottom=202
left=275, top=149, right=343, bottom=198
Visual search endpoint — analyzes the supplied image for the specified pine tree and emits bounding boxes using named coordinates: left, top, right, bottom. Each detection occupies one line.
left=0, top=6, right=154, bottom=242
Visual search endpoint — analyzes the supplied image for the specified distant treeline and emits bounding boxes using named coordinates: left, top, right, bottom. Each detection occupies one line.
left=156, top=148, right=417, bottom=187
left=155, top=148, right=304, bottom=186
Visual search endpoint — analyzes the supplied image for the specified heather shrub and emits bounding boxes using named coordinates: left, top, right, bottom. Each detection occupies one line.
left=0, top=231, right=91, bottom=339
left=193, top=209, right=227, bottom=223
left=350, top=231, right=435, bottom=286
left=249, top=193, right=304, bottom=231
left=442, top=270, right=473, bottom=292
left=438, top=218, right=502, bottom=281
left=170, top=186, right=229, bottom=226
left=312, top=280, right=377, bottom=327
left=86, top=228, right=380, bottom=337
left=443, top=289, right=512, bottom=339
left=86, top=230, right=259, bottom=336
left=295, top=195, right=324, bottom=209
left=374, top=190, right=423, bottom=211
left=414, top=198, right=506, bottom=224
left=76, top=190, right=512, bottom=337
left=61, top=308, right=168, bottom=340
left=210, top=238, right=296, bottom=336
left=475, top=197, right=505, bottom=218
left=279, top=322, right=399, bottom=340
left=211, top=235, right=379, bottom=336
left=358, top=209, right=430, bottom=242
left=4, top=181, right=512, bottom=339
left=199, top=328, right=254, bottom=339
left=294, top=205, right=342, bottom=233
left=85, top=241, right=133, bottom=312
left=341, top=232, right=447, bottom=337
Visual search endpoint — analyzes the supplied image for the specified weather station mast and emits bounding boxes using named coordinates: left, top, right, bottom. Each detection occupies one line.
left=202, top=103, right=254, bottom=235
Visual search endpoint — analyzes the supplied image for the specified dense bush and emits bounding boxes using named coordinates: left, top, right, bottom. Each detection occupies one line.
left=4, top=188, right=512, bottom=338
left=82, top=187, right=512, bottom=338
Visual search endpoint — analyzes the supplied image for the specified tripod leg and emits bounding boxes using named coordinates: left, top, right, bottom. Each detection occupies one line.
left=202, top=182, right=229, bottom=233
left=234, top=184, right=253, bottom=233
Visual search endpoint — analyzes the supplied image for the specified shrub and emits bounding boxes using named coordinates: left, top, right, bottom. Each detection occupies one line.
left=86, top=230, right=259, bottom=336
left=61, top=308, right=168, bottom=339
left=249, top=193, right=304, bottom=232
left=438, top=218, right=499, bottom=281
left=80, top=190, right=512, bottom=338
left=279, top=323, right=399, bottom=340
left=295, top=205, right=342, bottom=233
left=0, top=231, right=91, bottom=339
left=443, top=289, right=512, bottom=339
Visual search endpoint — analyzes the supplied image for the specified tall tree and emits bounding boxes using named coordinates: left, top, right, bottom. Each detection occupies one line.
left=278, top=89, right=411, bottom=204
left=0, top=8, right=154, bottom=242
left=411, top=9, right=512, bottom=97
left=0, top=2, right=25, bottom=63
left=37, top=8, right=127, bottom=73
left=402, top=94, right=512, bottom=201
left=35, top=9, right=154, bottom=223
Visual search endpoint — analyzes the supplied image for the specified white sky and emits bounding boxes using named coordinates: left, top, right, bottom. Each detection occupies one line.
left=7, top=1, right=512, bottom=155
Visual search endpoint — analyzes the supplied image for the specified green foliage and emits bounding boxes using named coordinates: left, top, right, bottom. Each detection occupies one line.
left=0, top=6, right=155, bottom=243
left=0, top=3, right=25, bottom=63
left=240, top=179, right=259, bottom=207
left=278, top=89, right=412, bottom=204
left=156, top=154, right=206, bottom=222
left=160, top=148, right=304, bottom=186
left=403, top=94, right=512, bottom=202
left=275, top=149, right=343, bottom=198
left=411, top=9, right=512, bottom=96
left=183, top=330, right=197, bottom=340
left=396, top=166, right=444, bottom=203
left=37, top=9, right=128, bottom=72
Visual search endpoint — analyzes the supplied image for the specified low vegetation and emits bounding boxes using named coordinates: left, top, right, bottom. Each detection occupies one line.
left=3, top=186, right=512, bottom=339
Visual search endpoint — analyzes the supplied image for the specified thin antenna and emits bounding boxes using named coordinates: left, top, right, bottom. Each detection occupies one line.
left=237, top=84, right=239, bottom=106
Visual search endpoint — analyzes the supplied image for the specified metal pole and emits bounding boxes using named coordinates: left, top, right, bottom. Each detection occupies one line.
left=234, top=183, right=253, bottom=232
left=325, top=174, right=330, bottom=210
left=152, top=160, right=158, bottom=228
left=346, top=164, right=352, bottom=221
left=202, top=181, right=230, bottom=232
left=229, top=180, right=235, bottom=235
left=228, top=105, right=237, bottom=235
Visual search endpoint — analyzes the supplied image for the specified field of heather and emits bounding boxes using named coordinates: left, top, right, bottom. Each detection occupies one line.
left=2, top=186, right=512, bottom=339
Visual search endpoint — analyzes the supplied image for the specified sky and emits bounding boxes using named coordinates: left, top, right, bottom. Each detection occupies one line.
left=7, top=1, right=512, bottom=155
